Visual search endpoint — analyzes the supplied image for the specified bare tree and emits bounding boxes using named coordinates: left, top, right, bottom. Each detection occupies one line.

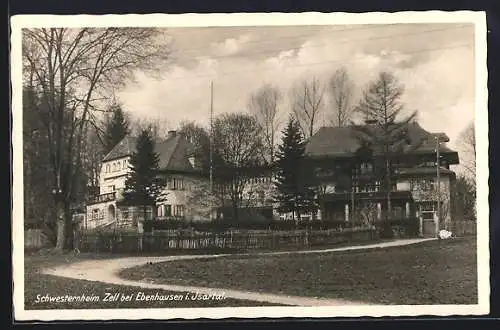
left=131, top=116, right=172, bottom=141
left=291, top=76, right=325, bottom=139
left=248, top=83, right=283, bottom=163
left=81, top=126, right=104, bottom=197
left=212, top=113, right=264, bottom=222
left=458, top=121, right=476, bottom=185
left=353, top=71, right=418, bottom=223
left=184, top=179, right=220, bottom=221
left=22, top=28, right=170, bottom=250
left=178, top=120, right=211, bottom=172
left=328, top=67, right=354, bottom=127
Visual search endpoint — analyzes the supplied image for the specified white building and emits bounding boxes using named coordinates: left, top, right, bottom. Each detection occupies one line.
left=84, top=130, right=205, bottom=230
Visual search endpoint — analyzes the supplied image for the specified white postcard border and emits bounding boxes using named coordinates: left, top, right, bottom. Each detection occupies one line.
left=11, top=11, right=489, bottom=321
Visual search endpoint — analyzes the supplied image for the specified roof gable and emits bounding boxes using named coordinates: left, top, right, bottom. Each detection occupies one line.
left=103, top=133, right=196, bottom=172
left=102, top=136, right=137, bottom=162
left=305, top=122, right=457, bottom=158
left=156, top=134, right=196, bottom=172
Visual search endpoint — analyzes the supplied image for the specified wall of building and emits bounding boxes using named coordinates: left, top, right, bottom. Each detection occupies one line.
left=156, top=174, right=209, bottom=220
left=99, top=156, right=130, bottom=195
left=85, top=200, right=117, bottom=229
left=396, top=174, right=452, bottom=230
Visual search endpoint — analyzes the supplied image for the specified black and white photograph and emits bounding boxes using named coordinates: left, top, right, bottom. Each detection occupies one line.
left=11, top=11, right=489, bottom=321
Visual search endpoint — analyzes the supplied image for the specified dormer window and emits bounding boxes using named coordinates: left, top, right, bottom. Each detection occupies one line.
left=169, top=177, right=184, bottom=190
left=360, top=162, right=372, bottom=174
left=354, top=162, right=373, bottom=176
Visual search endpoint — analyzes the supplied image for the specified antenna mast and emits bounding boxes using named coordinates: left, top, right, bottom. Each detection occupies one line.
left=209, top=81, right=214, bottom=220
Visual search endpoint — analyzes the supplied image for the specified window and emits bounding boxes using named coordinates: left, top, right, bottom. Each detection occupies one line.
left=429, top=179, right=435, bottom=191
left=360, top=162, right=372, bottom=174
left=353, top=180, right=380, bottom=193
left=122, top=210, right=129, bottom=219
left=145, top=208, right=153, bottom=221
left=421, top=161, right=436, bottom=167
left=106, top=164, right=110, bottom=173
left=123, top=160, right=127, bottom=169
left=353, top=181, right=359, bottom=193
left=173, top=205, right=185, bottom=217
left=92, top=209, right=99, bottom=220
left=170, top=178, right=184, bottom=190
left=108, top=185, right=115, bottom=192
left=165, top=204, right=172, bottom=217
left=420, top=202, right=437, bottom=221
left=421, top=179, right=435, bottom=191
left=411, top=179, right=435, bottom=191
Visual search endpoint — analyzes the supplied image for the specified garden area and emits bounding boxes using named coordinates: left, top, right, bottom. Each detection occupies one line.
left=24, top=251, right=276, bottom=309
left=120, top=237, right=478, bottom=305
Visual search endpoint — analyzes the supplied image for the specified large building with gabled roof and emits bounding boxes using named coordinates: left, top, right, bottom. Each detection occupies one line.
left=85, top=130, right=202, bottom=230
left=304, top=122, right=460, bottom=237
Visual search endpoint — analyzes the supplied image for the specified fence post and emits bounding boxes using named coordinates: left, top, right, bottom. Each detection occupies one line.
left=137, top=221, right=144, bottom=253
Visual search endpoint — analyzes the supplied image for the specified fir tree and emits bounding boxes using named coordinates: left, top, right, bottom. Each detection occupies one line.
left=274, top=116, right=317, bottom=223
left=103, top=103, right=130, bottom=154
left=122, top=127, right=166, bottom=223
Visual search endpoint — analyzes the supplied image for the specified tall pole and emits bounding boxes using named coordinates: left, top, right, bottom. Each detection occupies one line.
left=436, top=136, right=441, bottom=236
left=351, top=173, right=355, bottom=222
left=209, top=81, right=214, bottom=220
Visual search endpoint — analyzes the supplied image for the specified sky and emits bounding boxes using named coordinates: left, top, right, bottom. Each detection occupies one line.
left=116, top=23, right=476, bottom=167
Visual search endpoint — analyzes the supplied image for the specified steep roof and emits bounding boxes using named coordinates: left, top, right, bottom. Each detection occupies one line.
left=305, top=122, right=458, bottom=162
left=156, top=133, right=196, bottom=172
left=102, top=132, right=196, bottom=172
left=102, top=136, right=137, bottom=162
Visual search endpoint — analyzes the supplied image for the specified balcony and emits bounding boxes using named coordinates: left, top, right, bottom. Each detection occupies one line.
left=87, top=192, right=116, bottom=205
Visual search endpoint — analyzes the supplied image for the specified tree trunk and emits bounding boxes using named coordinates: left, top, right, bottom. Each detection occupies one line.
left=64, top=204, right=74, bottom=250
left=232, top=199, right=239, bottom=223
left=386, top=158, right=392, bottom=221
left=54, top=201, right=66, bottom=251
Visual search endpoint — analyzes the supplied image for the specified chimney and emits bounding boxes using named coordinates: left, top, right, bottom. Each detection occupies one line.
left=167, top=130, right=177, bottom=140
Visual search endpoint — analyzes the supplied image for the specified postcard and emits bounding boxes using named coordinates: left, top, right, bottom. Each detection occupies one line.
left=11, top=11, right=489, bottom=321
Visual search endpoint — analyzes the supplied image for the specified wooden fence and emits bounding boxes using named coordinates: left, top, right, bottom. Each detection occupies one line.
left=24, top=229, right=50, bottom=250
left=450, top=221, right=477, bottom=236
left=76, top=228, right=379, bottom=254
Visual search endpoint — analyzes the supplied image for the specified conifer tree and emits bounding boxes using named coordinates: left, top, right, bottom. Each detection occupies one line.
left=103, top=103, right=130, bottom=154
left=122, top=127, right=166, bottom=223
left=274, top=116, right=317, bottom=223
left=353, top=71, right=418, bottom=223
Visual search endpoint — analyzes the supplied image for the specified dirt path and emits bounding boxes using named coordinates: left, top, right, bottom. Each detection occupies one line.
left=42, top=238, right=434, bottom=307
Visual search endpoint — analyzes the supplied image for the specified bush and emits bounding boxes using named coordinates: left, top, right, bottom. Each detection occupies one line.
left=373, top=217, right=419, bottom=238
left=378, top=222, right=394, bottom=238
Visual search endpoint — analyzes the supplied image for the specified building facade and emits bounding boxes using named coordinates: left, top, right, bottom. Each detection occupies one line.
left=84, top=130, right=202, bottom=230
left=84, top=122, right=459, bottom=238
left=304, top=122, right=459, bottom=237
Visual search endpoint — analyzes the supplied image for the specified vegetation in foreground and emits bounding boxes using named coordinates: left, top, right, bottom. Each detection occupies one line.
left=24, top=251, right=281, bottom=309
left=120, top=237, right=477, bottom=305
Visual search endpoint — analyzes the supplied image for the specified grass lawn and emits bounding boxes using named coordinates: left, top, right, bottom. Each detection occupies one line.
left=24, top=251, right=281, bottom=309
left=120, top=237, right=478, bottom=305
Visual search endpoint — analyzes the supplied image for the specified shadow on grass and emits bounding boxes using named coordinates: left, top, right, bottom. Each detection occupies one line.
left=119, top=236, right=478, bottom=305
